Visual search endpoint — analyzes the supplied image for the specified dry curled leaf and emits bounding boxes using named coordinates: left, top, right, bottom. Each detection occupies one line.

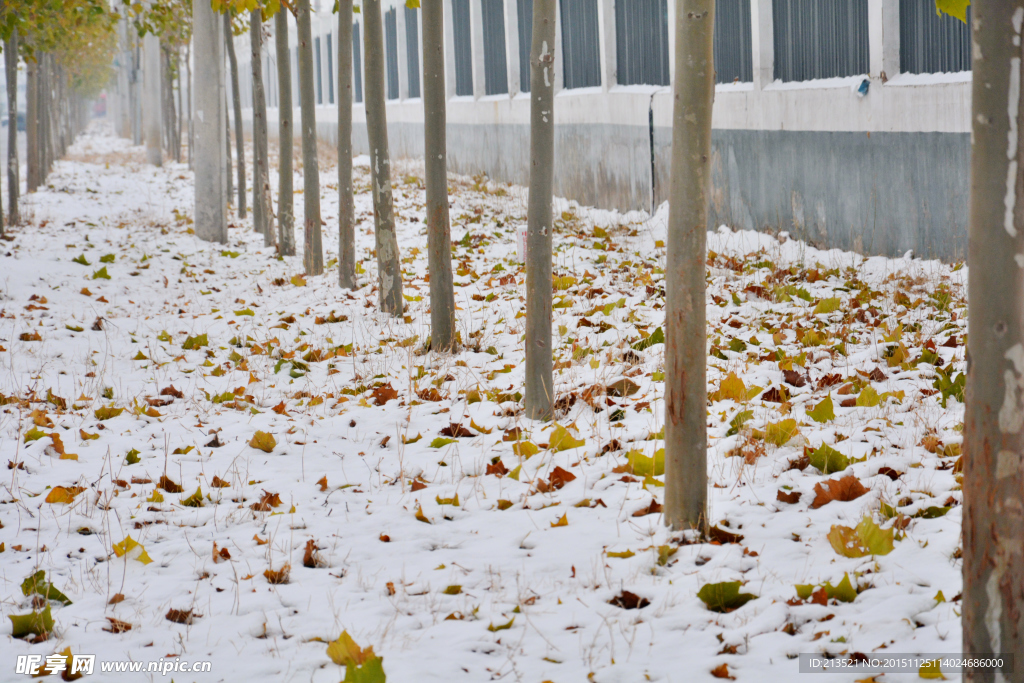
left=165, top=608, right=198, bottom=624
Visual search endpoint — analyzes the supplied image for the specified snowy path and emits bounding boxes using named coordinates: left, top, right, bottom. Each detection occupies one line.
left=0, top=123, right=966, bottom=682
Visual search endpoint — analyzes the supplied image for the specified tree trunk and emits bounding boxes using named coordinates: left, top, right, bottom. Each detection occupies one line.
left=225, top=90, right=233, bottom=201
left=26, top=59, right=37, bottom=192
left=963, top=1, right=1024, bottom=679
left=5, top=31, right=18, bottom=225
left=275, top=8, right=296, bottom=256
left=176, top=48, right=183, bottom=163
left=251, top=10, right=275, bottom=248
left=297, top=0, right=323, bottom=275
left=192, top=0, right=228, bottom=243
left=224, top=13, right=247, bottom=217
left=664, top=0, right=714, bottom=532
left=524, top=0, right=556, bottom=420
left=186, top=40, right=193, bottom=170
left=144, top=32, right=163, bottom=166
left=337, top=0, right=356, bottom=288
left=363, top=0, right=403, bottom=315
left=422, top=0, right=456, bottom=350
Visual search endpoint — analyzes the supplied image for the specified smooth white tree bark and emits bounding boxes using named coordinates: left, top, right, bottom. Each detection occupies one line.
left=192, top=0, right=228, bottom=243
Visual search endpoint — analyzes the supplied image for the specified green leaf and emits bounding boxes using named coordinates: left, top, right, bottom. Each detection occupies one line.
left=856, top=385, right=882, bottom=407
left=696, top=581, right=757, bottom=613
left=487, top=616, right=515, bottom=632
left=825, top=573, right=858, bottom=603
left=66, top=324, right=84, bottom=332
left=632, top=327, right=664, bottom=351
left=99, top=253, right=115, bottom=263
left=92, top=266, right=111, bottom=280
left=549, top=424, right=585, bottom=452
left=934, top=0, right=969, bottom=22
left=125, top=448, right=141, bottom=464
left=607, top=549, right=636, bottom=559
left=21, top=571, right=72, bottom=605
left=344, top=658, right=387, bottom=683
left=813, top=297, right=841, bottom=314
left=72, top=254, right=90, bottom=266
left=220, top=250, right=240, bottom=258
left=24, top=426, right=46, bottom=443
left=726, top=410, right=753, bottom=436
left=806, top=395, right=835, bottom=423
left=181, top=487, right=204, bottom=507
left=914, top=505, right=951, bottom=519
left=795, top=584, right=814, bottom=600
left=828, top=516, right=895, bottom=558
left=764, top=419, right=798, bottom=446
left=430, top=437, right=457, bottom=449
left=157, top=330, right=172, bottom=342
left=8, top=605, right=54, bottom=639
left=94, top=406, right=124, bottom=421
left=809, top=443, right=850, bottom=474
left=623, top=449, right=665, bottom=477
left=182, top=333, right=209, bottom=350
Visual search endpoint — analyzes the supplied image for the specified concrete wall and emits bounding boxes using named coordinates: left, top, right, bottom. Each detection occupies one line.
left=235, top=0, right=974, bottom=261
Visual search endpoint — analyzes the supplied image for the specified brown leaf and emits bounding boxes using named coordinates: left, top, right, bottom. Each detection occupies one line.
left=709, top=526, right=744, bottom=544
left=371, top=383, right=398, bottom=406
left=410, top=480, right=428, bottom=492
left=212, top=542, right=231, bottom=563
left=941, top=335, right=960, bottom=348
left=485, top=460, right=509, bottom=476
left=877, top=467, right=902, bottom=481
left=783, top=369, right=806, bottom=387
left=440, top=423, right=474, bottom=438
left=502, top=427, right=524, bottom=442
left=158, top=475, right=183, bottom=493
left=606, top=378, right=640, bottom=397
left=761, top=386, right=789, bottom=403
left=104, top=617, right=133, bottom=633
left=263, top=565, right=290, bottom=584
left=316, top=475, right=328, bottom=491
left=868, top=367, right=887, bottom=382
left=272, top=402, right=289, bottom=416
left=817, top=373, right=842, bottom=390
left=210, top=475, right=230, bottom=488
left=302, top=540, right=323, bottom=568
left=840, top=397, right=857, bottom=407
left=608, top=590, right=650, bottom=610
left=160, top=385, right=184, bottom=398
left=165, top=608, right=198, bottom=624
left=776, top=489, right=802, bottom=504
left=108, top=593, right=125, bottom=605
left=810, top=475, right=869, bottom=509
left=632, top=500, right=663, bottom=517
left=548, top=466, right=577, bottom=490
left=810, top=587, right=829, bottom=606
left=416, top=387, right=445, bottom=402
left=250, top=490, right=282, bottom=511
left=711, top=663, right=736, bottom=680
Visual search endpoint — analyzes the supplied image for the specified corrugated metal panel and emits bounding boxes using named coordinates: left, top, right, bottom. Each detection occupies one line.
left=453, top=0, right=474, bottom=95
left=482, top=0, right=509, bottom=94
left=900, top=0, right=970, bottom=74
left=773, top=0, right=869, bottom=82
left=715, top=0, right=752, bottom=83
left=315, top=36, right=323, bottom=103
left=353, top=23, right=363, bottom=103
left=616, top=0, right=669, bottom=86
left=405, top=6, right=421, bottom=97
left=517, top=0, right=532, bottom=92
left=385, top=8, right=400, bottom=99
left=327, top=33, right=334, bottom=103
left=560, top=0, right=601, bottom=89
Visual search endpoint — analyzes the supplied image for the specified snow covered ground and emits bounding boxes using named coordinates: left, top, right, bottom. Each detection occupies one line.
left=0, top=122, right=967, bottom=682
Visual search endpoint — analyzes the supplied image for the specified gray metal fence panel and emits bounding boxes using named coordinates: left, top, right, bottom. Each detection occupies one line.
left=560, top=0, right=601, bottom=89
left=405, top=6, right=421, bottom=97
left=481, top=0, right=509, bottom=94
left=452, top=0, right=474, bottom=95
left=899, top=0, right=970, bottom=74
left=353, top=23, right=363, bottom=103
left=615, top=0, right=669, bottom=86
left=517, top=0, right=532, bottom=92
left=773, top=0, right=869, bottom=82
left=385, top=8, right=400, bottom=99
left=327, top=33, right=334, bottom=103
left=315, top=36, right=323, bottom=103
left=715, top=0, right=753, bottom=83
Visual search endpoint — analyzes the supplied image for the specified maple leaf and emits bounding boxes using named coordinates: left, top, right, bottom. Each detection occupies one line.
left=8, top=605, right=54, bottom=639
left=45, top=486, right=86, bottom=504
left=548, top=424, right=585, bottom=452
left=251, top=490, right=283, bottom=511
left=112, top=535, right=153, bottom=564
left=21, top=570, right=72, bottom=605
left=808, top=443, right=850, bottom=474
left=371, top=383, right=398, bottom=405
left=806, top=395, right=835, bottom=423
left=811, top=475, right=869, bottom=509
left=828, top=516, right=895, bottom=558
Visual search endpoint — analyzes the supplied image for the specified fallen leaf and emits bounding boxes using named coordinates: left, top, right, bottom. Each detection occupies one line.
left=112, top=535, right=153, bottom=564
left=249, top=431, right=276, bottom=452
left=697, top=581, right=757, bottom=613
left=45, top=486, right=86, bottom=504
left=811, top=475, right=869, bottom=509
left=608, top=590, right=650, bottom=609
left=165, top=608, right=198, bottom=624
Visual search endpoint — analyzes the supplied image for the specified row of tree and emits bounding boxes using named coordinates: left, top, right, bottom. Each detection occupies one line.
left=0, top=0, right=115, bottom=237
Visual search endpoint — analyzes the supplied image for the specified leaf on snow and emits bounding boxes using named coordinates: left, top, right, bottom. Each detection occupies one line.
left=811, top=475, right=869, bottom=508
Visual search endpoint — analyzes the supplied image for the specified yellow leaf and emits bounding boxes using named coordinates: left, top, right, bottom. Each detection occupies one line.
left=764, top=419, right=799, bottom=446
left=550, top=513, right=568, bottom=527
left=935, top=0, right=969, bottom=23
left=45, top=486, right=86, bottom=504
left=710, top=372, right=747, bottom=402
left=548, top=424, right=585, bottom=452
left=919, top=660, right=947, bottom=679
left=249, top=431, right=276, bottom=452
left=607, top=550, right=635, bottom=559
left=326, top=631, right=373, bottom=666
left=290, top=274, right=307, bottom=286
left=112, top=535, right=153, bottom=564
left=513, top=441, right=538, bottom=458
left=415, top=505, right=431, bottom=524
